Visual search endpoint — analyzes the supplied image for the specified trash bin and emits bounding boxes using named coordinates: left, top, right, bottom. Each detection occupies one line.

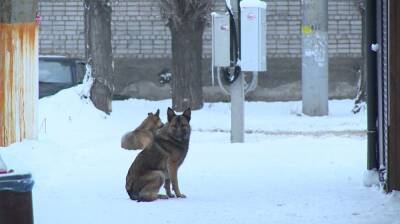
left=0, top=173, right=34, bottom=224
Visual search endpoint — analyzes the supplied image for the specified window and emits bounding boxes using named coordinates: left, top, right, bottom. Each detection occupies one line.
left=39, top=61, right=72, bottom=84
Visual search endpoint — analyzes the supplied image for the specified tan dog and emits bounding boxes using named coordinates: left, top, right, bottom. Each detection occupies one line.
left=121, top=109, right=164, bottom=150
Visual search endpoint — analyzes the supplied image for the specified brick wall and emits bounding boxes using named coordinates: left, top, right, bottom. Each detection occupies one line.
left=38, top=1, right=84, bottom=57
left=38, top=0, right=362, bottom=59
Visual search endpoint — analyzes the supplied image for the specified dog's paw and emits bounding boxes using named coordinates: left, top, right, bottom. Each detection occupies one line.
left=167, top=193, right=175, bottom=198
left=176, top=193, right=186, bottom=198
left=158, top=194, right=169, bottom=200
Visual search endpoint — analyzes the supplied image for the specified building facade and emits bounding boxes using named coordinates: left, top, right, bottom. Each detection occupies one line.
left=38, top=0, right=362, bottom=101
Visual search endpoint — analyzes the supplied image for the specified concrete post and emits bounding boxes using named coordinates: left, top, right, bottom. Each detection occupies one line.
left=301, top=0, right=329, bottom=116
left=231, top=73, right=245, bottom=143
left=229, top=0, right=244, bottom=143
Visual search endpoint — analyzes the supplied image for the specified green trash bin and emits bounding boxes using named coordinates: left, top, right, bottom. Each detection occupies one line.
left=0, top=173, right=34, bottom=224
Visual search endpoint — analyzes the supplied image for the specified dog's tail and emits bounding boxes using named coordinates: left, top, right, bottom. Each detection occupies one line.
left=121, top=130, right=153, bottom=150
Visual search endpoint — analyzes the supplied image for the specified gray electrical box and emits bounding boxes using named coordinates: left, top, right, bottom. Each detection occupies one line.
left=240, top=0, right=267, bottom=72
left=212, top=12, right=231, bottom=67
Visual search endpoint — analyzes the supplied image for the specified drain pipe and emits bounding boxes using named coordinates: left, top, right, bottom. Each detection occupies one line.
left=365, top=0, right=378, bottom=171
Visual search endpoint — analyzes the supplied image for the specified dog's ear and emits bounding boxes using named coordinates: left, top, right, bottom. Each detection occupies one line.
left=182, top=107, right=191, bottom=122
left=155, top=109, right=160, bottom=117
left=148, top=112, right=153, bottom=116
left=167, top=107, right=176, bottom=122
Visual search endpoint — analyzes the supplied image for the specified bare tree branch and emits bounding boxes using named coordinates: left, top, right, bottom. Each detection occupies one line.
left=159, top=0, right=211, bottom=31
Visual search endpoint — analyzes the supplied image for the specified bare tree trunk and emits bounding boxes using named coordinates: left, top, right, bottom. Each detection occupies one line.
left=160, top=0, right=211, bottom=112
left=170, top=26, right=204, bottom=111
left=84, top=0, right=113, bottom=114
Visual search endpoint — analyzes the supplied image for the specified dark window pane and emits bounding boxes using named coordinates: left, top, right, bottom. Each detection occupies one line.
left=39, top=61, right=72, bottom=83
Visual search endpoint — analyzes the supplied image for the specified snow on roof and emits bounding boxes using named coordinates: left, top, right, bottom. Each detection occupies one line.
left=240, top=0, right=267, bottom=9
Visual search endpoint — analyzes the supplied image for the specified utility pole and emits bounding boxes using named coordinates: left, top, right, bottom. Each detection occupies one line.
left=229, top=0, right=244, bottom=143
left=231, top=72, right=245, bottom=143
left=301, top=0, right=329, bottom=116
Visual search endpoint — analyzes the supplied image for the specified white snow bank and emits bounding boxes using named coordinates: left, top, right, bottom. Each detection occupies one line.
left=363, top=169, right=381, bottom=187
left=1, top=85, right=397, bottom=224
left=36, top=85, right=367, bottom=145
left=388, top=191, right=400, bottom=205
left=0, top=156, right=8, bottom=173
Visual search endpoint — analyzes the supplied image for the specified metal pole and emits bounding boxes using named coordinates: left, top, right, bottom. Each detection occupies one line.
left=230, top=0, right=244, bottom=143
left=231, top=73, right=245, bottom=143
left=376, top=0, right=385, bottom=171
left=365, top=0, right=378, bottom=171
left=301, top=0, right=329, bottom=116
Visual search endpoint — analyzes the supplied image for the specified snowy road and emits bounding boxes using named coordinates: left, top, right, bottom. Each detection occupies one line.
left=1, top=86, right=399, bottom=224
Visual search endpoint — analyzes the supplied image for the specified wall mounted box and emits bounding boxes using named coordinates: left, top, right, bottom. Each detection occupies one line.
left=240, top=0, right=267, bottom=72
left=212, top=12, right=231, bottom=67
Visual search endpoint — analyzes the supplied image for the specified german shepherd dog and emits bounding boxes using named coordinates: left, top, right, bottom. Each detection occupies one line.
left=125, top=107, right=191, bottom=202
left=121, top=109, right=164, bottom=150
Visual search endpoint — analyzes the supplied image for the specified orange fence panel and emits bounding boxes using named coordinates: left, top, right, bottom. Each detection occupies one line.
left=0, top=23, right=39, bottom=147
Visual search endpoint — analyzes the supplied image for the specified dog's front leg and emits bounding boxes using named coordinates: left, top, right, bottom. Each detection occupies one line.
left=169, top=162, right=186, bottom=198
left=164, top=178, right=175, bottom=198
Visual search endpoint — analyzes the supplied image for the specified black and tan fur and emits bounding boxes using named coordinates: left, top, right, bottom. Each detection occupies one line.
left=121, top=109, right=164, bottom=150
left=125, top=107, right=191, bottom=202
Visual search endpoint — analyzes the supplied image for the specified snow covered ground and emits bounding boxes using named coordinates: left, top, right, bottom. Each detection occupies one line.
left=1, top=85, right=399, bottom=224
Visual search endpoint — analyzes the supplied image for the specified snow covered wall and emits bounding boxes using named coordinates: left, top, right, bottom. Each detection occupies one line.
left=0, top=23, right=39, bottom=147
